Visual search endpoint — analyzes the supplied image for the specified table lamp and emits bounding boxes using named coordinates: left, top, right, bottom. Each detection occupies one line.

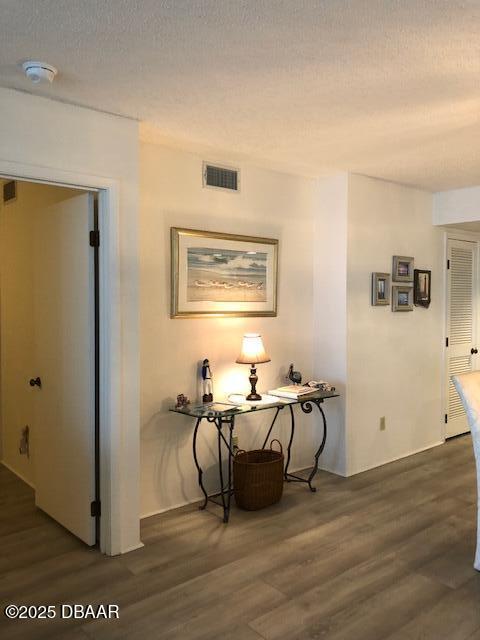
left=236, top=333, right=271, bottom=401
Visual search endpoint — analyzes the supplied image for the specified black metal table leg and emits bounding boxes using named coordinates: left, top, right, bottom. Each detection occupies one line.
left=284, top=404, right=295, bottom=479
left=261, top=406, right=282, bottom=449
left=306, top=403, right=327, bottom=491
left=200, top=416, right=235, bottom=522
left=216, top=418, right=227, bottom=521
left=285, top=399, right=327, bottom=492
left=225, top=419, right=234, bottom=522
left=192, top=417, right=208, bottom=509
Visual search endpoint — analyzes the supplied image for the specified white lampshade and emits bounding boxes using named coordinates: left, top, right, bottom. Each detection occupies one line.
left=236, top=333, right=270, bottom=365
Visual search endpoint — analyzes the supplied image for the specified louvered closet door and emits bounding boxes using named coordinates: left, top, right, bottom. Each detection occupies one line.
left=446, top=238, right=478, bottom=438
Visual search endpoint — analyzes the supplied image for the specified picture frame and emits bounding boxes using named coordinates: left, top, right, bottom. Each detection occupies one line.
left=371, top=272, right=390, bottom=306
left=171, top=227, right=278, bottom=318
left=392, top=285, right=413, bottom=312
left=414, top=269, right=431, bottom=308
left=392, top=255, right=414, bottom=282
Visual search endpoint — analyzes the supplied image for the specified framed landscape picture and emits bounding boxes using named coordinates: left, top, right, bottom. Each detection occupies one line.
left=392, top=285, right=413, bottom=312
left=371, top=272, right=390, bottom=306
left=414, top=269, right=431, bottom=308
left=171, top=227, right=278, bottom=318
left=392, top=255, right=414, bottom=282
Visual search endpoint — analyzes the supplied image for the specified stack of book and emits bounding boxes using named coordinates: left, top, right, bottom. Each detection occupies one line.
left=267, top=385, right=318, bottom=400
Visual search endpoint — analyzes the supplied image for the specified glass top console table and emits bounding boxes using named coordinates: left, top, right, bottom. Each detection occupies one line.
left=170, top=390, right=339, bottom=523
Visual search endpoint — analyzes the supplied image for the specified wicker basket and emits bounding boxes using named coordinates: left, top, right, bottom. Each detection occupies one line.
left=233, top=439, right=284, bottom=511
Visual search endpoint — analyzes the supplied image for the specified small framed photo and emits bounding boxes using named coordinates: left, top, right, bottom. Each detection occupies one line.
left=392, top=285, right=413, bottom=312
left=414, top=269, right=431, bottom=308
left=392, top=256, right=414, bottom=282
left=371, top=272, right=390, bottom=306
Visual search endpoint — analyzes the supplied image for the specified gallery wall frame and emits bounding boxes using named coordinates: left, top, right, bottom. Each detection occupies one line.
left=171, top=227, right=278, bottom=318
left=371, top=272, right=390, bottom=306
left=414, top=269, right=431, bottom=308
left=393, top=255, right=414, bottom=282
left=392, top=285, right=413, bottom=312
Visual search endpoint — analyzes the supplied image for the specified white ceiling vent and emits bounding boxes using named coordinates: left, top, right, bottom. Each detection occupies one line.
left=203, top=163, right=239, bottom=192
left=3, top=180, right=17, bottom=204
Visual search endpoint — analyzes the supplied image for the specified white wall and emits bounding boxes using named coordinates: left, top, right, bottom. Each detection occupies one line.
left=0, top=87, right=140, bottom=554
left=140, top=158, right=445, bottom=513
left=346, top=174, right=444, bottom=474
left=312, top=174, right=444, bottom=477
left=433, top=185, right=480, bottom=225
left=313, top=174, right=349, bottom=476
left=139, top=142, right=331, bottom=516
left=0, top=182, right=79, bottom=485
left=0, top=87, right=448, bottom=537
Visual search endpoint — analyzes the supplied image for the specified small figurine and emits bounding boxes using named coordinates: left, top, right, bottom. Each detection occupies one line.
left=202, top=358, right=214, bottom=403
left=287, top=363, right=302, bottom=385
left=175, top=394, right=190, bottom=409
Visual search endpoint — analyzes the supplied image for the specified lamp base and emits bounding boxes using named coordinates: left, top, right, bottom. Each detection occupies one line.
left=247, top=365, right=262, bottom=401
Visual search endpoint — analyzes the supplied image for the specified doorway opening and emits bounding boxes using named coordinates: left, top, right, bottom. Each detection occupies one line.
left=444, top=229, right=480, bottom=439
left=0, top=178, right=99, bottom=547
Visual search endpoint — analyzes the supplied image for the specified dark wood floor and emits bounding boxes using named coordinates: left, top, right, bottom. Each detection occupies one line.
left=1, top=436, right=480, bottom=639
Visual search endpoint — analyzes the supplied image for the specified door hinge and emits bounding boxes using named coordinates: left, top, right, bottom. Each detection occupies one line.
left=89, top=230, right=100, bottom=247
left=446, top=337, right=449, bottom=347
left=447, top=259, right=450, bottom=270
left=445, top=413, right=448, bottom=424
left=90, top=500, right=101, bottom=517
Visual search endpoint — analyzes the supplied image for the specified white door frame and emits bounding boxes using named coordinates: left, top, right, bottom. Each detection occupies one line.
left=442, top=228, right=480, bottom=441
left=0, top=159, right=130, bottom=555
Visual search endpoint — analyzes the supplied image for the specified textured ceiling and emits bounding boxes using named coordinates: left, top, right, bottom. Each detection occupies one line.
left=1, top=0, right=480, bottom=191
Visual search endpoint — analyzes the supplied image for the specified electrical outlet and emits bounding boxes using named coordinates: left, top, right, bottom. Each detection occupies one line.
left=232, top=435, right=239, bottom=452
left=379, top=416, right=386, bottom=431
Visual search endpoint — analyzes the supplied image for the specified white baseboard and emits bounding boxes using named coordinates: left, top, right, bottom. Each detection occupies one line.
left=141, top=500, right=199, bottom=519
left=318, top=462, right=348, bottom=477
left=347, top=440, right=445, bottom=477
left=1, top=458, right=35, bottom=489
left=140, top=443, right=446, bottom=520
left=120, top=541, right=145, bottom=554
left=140, top=464, right=313, bottom=520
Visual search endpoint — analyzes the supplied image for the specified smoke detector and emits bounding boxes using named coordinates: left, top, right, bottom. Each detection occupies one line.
left=22, top=60, right=57, bottom=84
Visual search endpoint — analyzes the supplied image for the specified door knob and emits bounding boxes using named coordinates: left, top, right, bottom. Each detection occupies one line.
left=29, top=377, right=42, bottom=388
left=471, top=348, right=478, bottom=355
